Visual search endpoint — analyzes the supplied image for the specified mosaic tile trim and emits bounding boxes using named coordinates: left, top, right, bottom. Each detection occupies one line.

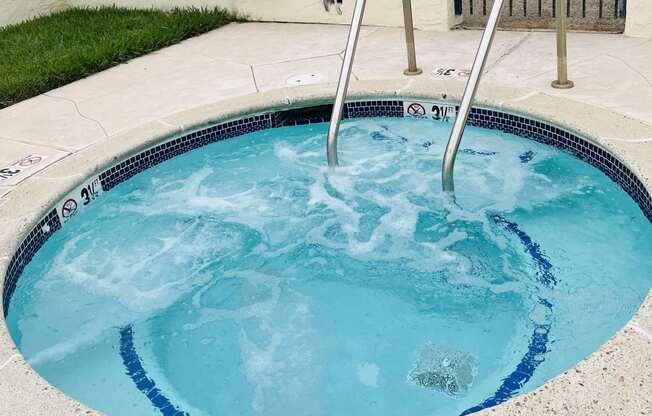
left=2, top=210, right=61, bottom=316
left=4, top=100, right=652, bottom=318
left=345, top=100, right=403, bottom=118
left=100, top=114, right=272, bottom=192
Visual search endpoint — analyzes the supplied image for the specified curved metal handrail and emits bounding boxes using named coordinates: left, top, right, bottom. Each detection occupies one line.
left=327, top=0, right=366, bottom=167
left=326, top=0, right=421, bottom=167
left=441, top=0, right=504, bottom=193
left=328, top=0, right=570, bottom=194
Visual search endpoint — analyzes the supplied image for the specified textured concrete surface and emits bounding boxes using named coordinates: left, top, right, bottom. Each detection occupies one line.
left=0, top=22, right=651, bottom=415
left=626, top=0, right=652, bottom=38
left=0, top=354, right=99, bottom=415
left=0, top=0, right=68, bottom=27
left=476, top=326, right=652, bottom=415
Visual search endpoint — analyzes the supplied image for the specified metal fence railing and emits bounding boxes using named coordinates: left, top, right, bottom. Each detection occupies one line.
left=457, top=0, right=626, bottom=32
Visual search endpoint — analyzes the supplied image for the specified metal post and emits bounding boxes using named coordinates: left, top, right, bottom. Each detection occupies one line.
left=327, top=0, right=366, bottom=167
left=441, top=0, right=504, bottom=193
left=402, top=0, right=422, bottom=76
left=551, top=0, right=574, bottom=89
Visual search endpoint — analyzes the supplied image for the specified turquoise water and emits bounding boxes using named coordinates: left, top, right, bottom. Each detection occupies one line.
left=6, top=117, right=652, bottom=416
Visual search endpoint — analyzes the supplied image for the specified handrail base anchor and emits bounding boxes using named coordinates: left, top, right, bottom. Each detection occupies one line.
left=403, top=68, right=423, bottom=76
left=551, top=80, right=574, bottom=89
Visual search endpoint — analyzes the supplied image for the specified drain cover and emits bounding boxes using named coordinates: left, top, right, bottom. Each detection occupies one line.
left=408, top=343, right=478, bottom=397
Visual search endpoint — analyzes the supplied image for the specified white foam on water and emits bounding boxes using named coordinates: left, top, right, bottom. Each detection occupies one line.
left=178, top=268, right=321, bottom=413
left=20, top=217, right=242, bottom=363
left=28, top=325, right=109, bottom=366
left=184, top=271, right=281, bottom=330
left=124, top=167, right=255, bottom=216
left=273, top=141, right=321, bottom=165
left=308, top=172, right=360, bottom=220
left=23, top=119, right=569, bottom=365
left=237, top=288, right=316, bottom=413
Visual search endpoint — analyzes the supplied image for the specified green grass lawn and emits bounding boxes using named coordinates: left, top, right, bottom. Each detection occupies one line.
left=0, top=6, right=244, bottom=108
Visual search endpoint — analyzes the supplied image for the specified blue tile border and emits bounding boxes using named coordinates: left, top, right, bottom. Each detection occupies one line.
left=346, top=100, right=404, bottom=118
left=3, top=99, right=652, bottom=321
left=2, top=210, right=61, bottom=316
left=99, top=114, right=273, bottom=192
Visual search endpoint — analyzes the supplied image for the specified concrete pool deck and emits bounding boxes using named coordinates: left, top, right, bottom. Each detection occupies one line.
left=0, top=22, right=651, bottom=415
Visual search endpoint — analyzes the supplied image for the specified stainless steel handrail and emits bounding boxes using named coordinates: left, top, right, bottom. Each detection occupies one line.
left=326, top=0, right=366, bottom=167
left=441, top=0, right=504, bottom=193
left=402, top=0, right=422, bottom=76
left=326, top=0, right=421, bottom=167
left=551, top=0, right=574, bottom=89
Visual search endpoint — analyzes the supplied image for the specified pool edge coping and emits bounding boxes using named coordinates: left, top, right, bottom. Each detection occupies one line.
left=0, top=78, right=651, bottom=415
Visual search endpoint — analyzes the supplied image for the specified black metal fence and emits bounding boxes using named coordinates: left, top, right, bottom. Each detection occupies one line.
left=457, top=0, right=626, bottom=32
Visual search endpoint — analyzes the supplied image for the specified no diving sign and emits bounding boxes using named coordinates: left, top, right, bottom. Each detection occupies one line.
left=56, top=177, right=104, bottom=224
left=403, top=101, right=457, bottom=122
left=406, top=103, right=426, bottom=117
left=61, top=199, right=78, bottom=219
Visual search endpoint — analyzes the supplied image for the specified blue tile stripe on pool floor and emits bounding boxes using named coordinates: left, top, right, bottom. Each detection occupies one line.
left=119, top=325, right=188, bottom=416
left=460, top=215, right=556, bottom=415
left=492, top=215, right=557, bottom=288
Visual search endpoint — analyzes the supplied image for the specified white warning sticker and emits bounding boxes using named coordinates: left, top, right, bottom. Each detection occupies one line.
left=0, top=154, right=48, bottom=184
left=432, top=67, right=471, bottom=78
left=403, top=101, right=457, bottom=122
left=56, top=176, right=103, bottom=225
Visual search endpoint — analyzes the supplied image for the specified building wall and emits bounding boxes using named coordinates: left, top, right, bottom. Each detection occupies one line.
left=1, top=0, right=649, bottom=37
left=0, top=0, right=69, bottom=27
left=69, top=0, right=458, bottom=31
left=625, top=0, right=652, bottom=38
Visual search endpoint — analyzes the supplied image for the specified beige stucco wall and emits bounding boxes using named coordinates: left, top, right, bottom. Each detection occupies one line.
left=4, top=0, right=648, bottom=36
left=0, top=0, right=69, bottom=27
left=1, top=0, right=459, bottom=30
left=65, top=0, right=459, bottom=31
left=625, top=0, right=652, bottom=38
